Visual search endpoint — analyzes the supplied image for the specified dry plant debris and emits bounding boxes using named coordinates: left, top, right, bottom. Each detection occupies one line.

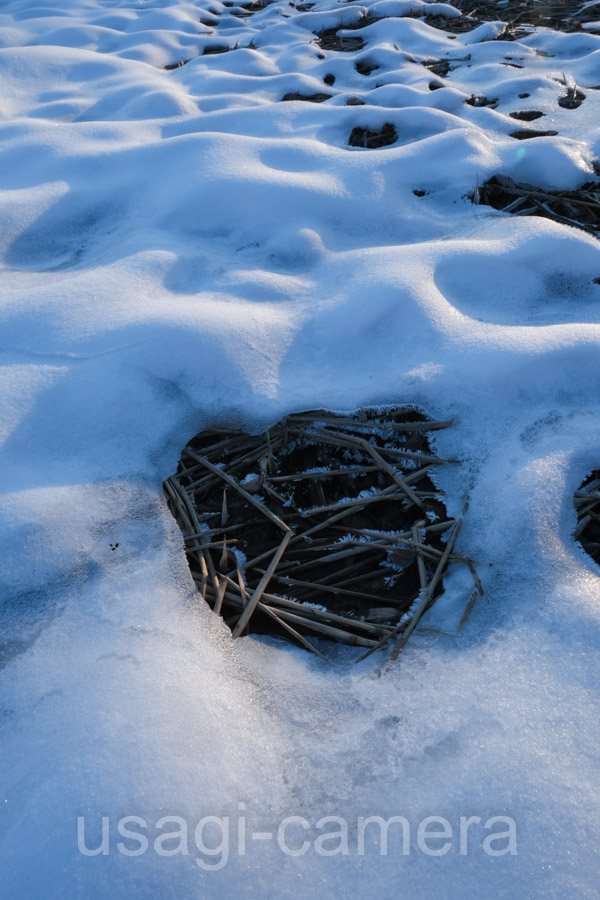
left=558, top=84, right=586, bottom=108
left=355, top=58, right=380, bottom=75
left=348, top=123, right=397, bottom=148
left=281, top=91, right=332, bottom=102
left=574, top=471, right=600, bottom=563
left=448, top=0, right=600, bottom=34
left=422, top=55, right=471, bottom=76
left=203, top=44, right=232, bottom=55
left=163, top=59, right=190, bottom=70
left=467, top=94, right=499, bottom=107
left=316, top=28, right=365, bottom=51
left=508, top=109, right=545, bottom=120
left=475, top=174, right=600, bottom=236
left=164, top=408, right=482, bottom=663
left=509, top=127, right=559, bottom=139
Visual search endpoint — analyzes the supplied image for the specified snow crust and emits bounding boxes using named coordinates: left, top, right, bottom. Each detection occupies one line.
left=1, top=0, right=600, bottom=896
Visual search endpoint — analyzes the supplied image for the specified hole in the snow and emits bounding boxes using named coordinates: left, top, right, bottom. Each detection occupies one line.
left=575, top=472, right=600, bottom=564
left=164, top=408, right=481, bottom=661
left=323, top=73, right=336, bottom=85
left=355, top=58, right=379, bottom=76
left=422, top=59, right=454, bottom=77
left=232, top=0, right=272, bottom=12
left=423, top=13, right=481, bottom=33
left=242, top=0, right=273, bottom=9
left=466, top=94, right=498, bottom=108
left=348, top=123, right=397, bottom=149
left=509, top=128, right=558, bottom=140
left=474, top=174, right=600, bottom=237
left=203, top=44, right=232, bottom=55
left=316, top=29, right=365, bottom=52
left=509, top=109, right=545, bottom=120
left=164, top=59, right=192, bottom=70
left=449, top=0, right=600, bottom=33
left=280, top=92, right=332, bottom=102
left=558, top=86, right=585, bottom=109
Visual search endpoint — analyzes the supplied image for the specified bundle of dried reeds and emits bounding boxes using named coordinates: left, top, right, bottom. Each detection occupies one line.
left=475, top=174, right=600, bottom=236
left=574, top=471, right=600, bottom=563
left=164, top=408, right=482, bottom=663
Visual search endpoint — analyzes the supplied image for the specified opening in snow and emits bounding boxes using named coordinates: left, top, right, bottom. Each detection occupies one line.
left=450, top=0, right=600, bottom=34
left=508, top=110, right=545, bottom=120
left=474, top=174, right=600, bottom=238
left=574, top=471, right=600, bottom=566
left=509, top=128, right=559, bottom=140
left=164, top=408, right=481, bottom=661
left=466, top=94, right=499, bottom=108
left=354, top=59, right=379, bottom=76
left=315, top=29, right=365, bottom=52
left=280, top=92, right=332, bottom=103
left=348, top=124, right=397, bottom=150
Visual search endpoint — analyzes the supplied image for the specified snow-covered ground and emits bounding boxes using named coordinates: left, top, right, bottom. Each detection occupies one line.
left=1, top=0, right=600, bottom=896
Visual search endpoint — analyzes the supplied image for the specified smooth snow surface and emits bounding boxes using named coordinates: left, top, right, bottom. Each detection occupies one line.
left=1, top=0, right=600, bottom=897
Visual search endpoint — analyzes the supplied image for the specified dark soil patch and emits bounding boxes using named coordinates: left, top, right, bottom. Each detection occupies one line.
left=241, top=0, right=273, bottom=9
left=355, top=58, right=379, bottom=76
left=203, top=44, right=231, bottom=55
left=422, top=56, right=471, bottom=76
left=509, top=109, right=545, bottom=120
left=164, top=59, right=192, bottom=70
left=423, top=58, right=451, bottom=77
left=509, top=128, right=559, bottom=139
left=348, top=123, right=398, bottom=148
left=466, top=94, right=498, bottom=107
left=423, top=13, right=483, bottom=33
left=281, top=92, right=332, bottom=102
left=575, top=472, right=600, bottom=565
left=558, top=86, right=586, bottom=108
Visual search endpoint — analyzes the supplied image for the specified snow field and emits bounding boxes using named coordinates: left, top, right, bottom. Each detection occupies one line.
left=1, top=0, right=600, bottom=896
